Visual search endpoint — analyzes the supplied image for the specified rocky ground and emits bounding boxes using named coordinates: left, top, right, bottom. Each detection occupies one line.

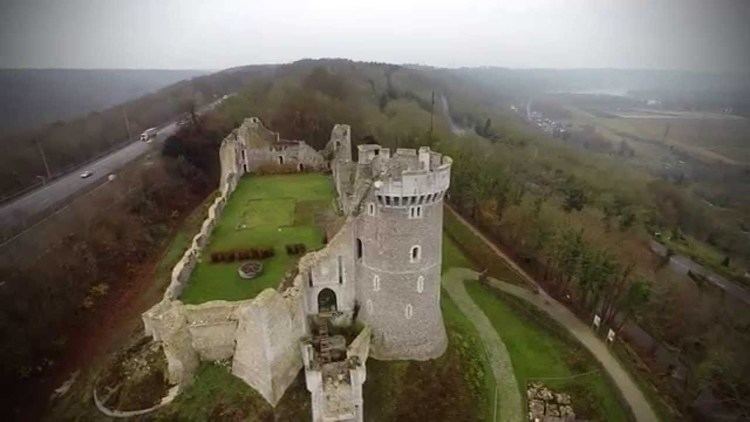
left=527, top=382, right=575, bottom=422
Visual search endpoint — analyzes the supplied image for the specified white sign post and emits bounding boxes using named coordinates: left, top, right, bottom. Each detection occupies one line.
left=592, top=314, right=601, bottom=330
left=606, top=329, right=616, bottom=344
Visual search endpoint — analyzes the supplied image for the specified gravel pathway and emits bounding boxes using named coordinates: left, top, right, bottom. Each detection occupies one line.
left=443, top=267, right=524, bottom=422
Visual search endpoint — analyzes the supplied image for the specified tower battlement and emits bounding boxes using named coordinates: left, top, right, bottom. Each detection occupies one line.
left=356, top=145, right=451, bottom=208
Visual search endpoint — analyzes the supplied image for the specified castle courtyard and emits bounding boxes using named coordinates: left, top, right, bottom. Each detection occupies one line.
left=180, top=173, right=334, bottom=304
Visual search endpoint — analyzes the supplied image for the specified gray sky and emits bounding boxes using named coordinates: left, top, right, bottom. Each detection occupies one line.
left=1, top=0, right=749, bottom=72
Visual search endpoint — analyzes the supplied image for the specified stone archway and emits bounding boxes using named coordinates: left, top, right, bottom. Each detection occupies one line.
left=317, top=288, right=337, bottom=313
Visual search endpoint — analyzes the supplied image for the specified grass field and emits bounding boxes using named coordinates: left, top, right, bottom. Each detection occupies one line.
left=467, top=282, right=630, bottom=421
left=180, top=173, right=335, bottom=304
left=443, top=223, right=631, bottom=421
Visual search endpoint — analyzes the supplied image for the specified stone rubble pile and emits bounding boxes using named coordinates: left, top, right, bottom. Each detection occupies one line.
left=527, top=382, right=575, bottom=422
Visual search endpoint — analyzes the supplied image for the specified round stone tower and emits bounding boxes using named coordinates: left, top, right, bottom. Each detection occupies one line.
left=354, top=146, right=451, bottom=360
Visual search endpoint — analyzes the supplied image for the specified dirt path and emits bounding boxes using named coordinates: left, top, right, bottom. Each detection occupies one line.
left=445, top=205, right=659, bottom=422
left=443, top=268, right=523, bottom=422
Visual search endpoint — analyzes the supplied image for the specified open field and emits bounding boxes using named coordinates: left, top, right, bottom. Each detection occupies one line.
left=180, top=173, right=334, bottom=304
left=564, top=103, right=750, bottom=166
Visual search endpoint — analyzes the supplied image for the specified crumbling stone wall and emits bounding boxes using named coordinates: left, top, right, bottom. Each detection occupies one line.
left=232, top=286, right=308, bottom=405
left=142, top=285, right=307, bottom=398
left=303, top=326, right=371, bottom=422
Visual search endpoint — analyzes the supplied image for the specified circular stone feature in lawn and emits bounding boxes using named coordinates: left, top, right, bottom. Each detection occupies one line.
left=238, top=260, right=264, bottom=279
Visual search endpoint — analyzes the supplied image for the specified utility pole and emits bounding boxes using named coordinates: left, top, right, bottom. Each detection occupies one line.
left=122, top=108, right=132, bottom=140
left=429, top=91, right=435, bottom=140
left=35, top=140, right=52, bottom=180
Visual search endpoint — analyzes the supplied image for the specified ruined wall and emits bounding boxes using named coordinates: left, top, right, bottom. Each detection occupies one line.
left=143, top=117, right=310, bottom=391
left=143, top=287, right=307, bottom=392
left=303, top=326, right=371, bottom=422
left=232, top=285, right=307, bottom=405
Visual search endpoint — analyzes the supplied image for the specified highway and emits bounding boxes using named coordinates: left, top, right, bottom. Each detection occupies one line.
left=0, top=98, right=226, bottom=238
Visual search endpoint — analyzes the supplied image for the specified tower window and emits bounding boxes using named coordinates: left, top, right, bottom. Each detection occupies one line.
left=367, top=202, right=376, bottom=216
left=410, top=245, right=421, bottom=263
left=405, top=304, right=413, bottom=320
left=417, top=276, right=424, bottom=293
left=409, top=206, right=423, bottom=219
left=373, top=275, right=380, bottom=292
left=356, top=238, right=363, bottom=260
left=366, top=299, right=374, bottom=314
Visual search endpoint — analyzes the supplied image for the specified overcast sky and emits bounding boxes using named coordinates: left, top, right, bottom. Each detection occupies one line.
left=1, top=0, right=749, bottom=72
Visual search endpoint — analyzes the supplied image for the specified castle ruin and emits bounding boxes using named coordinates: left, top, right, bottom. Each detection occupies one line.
left=142, top=117, right=452, bottom=421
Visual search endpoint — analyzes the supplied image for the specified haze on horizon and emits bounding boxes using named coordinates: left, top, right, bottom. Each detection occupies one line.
left=1, top=0, right=749, bottom=73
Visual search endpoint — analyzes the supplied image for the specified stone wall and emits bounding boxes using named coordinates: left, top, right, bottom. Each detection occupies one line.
left=143, top=284, right=308, bottom=400
left=232, top=286, right=308, bottom=405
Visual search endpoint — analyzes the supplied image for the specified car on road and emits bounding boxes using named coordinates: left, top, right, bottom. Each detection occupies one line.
left=80, top=170, right=94, bottom=178
left=140, top=127, right=158, bottom=142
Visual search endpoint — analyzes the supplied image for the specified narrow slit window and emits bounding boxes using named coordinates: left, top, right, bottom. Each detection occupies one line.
left=417, top=276, right=424, bottom=293
left=405, top=304, right=413, bottom=320
left=410, top=245, right=421, bottom=263
left=337, top=256, right=344, bottom=284
left=373, top=275, right=380, bottom=292
left=368, top=202, right=376, bottom=216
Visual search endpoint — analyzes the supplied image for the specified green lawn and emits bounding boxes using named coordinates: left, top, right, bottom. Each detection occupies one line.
left=180, top=173, right=334, bottom=304
left=443, top=231, right=630, bottom=421
left=467, top=282, right=631, bottom=421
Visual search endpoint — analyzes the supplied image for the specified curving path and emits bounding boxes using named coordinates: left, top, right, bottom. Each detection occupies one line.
left=445, top=204, right=659, bottom=420
left=442, top=268, right=523, bottom=422
left=445, top=266, right=659, bottom=422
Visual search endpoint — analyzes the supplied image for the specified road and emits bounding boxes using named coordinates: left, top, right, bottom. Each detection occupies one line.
left=649, top=240, right=750, bottom=306
left=0, top=98, right=226, bottom=238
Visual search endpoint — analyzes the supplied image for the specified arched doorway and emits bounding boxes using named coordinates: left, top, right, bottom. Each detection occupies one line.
left=318, top=288, right=337, bottom=313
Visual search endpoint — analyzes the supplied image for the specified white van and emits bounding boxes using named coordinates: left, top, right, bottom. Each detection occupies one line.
left=140, top=127, right=158, bottom=142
